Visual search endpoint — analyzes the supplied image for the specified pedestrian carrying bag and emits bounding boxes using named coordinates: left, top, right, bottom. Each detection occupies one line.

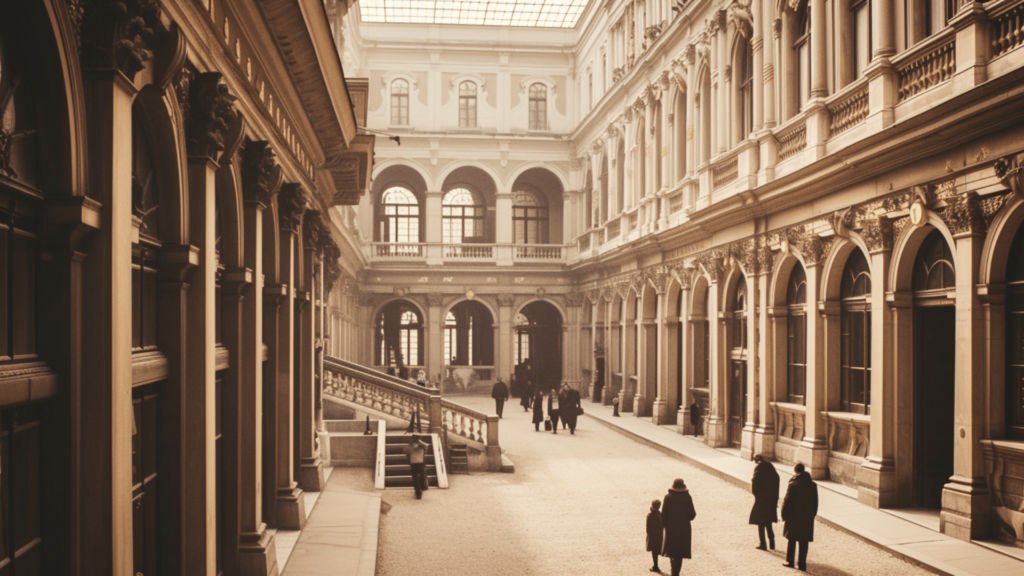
left=544, top=417, right=552, bottom=431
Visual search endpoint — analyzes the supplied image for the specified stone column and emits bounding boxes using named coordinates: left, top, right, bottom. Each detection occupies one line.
left=859, top=220, right=896, bottom=508
left=715, top=10, right=728, bottom=155
left=706, top=279, right=727, bottom=447
left=425, top=191, right=443, bottom=265
left=238, top=142, right=281, bottom=574
left=296, top=213, right=325, bottom=493
left=865, top=0, right=898, bottom=131
left=427, top=293, right=445, bottom=384
left=751, top=0, right=765, bottom=133
left=496, top=192, right=513, bottom=244
left=801, top=256, right=829, bottom=477
left=810, top=0, right=828, bottom=99
left=220, top=265, right=250, bottom=576
left=941, top=200, right=992, bottom=540
left=77, top=69, right=137, bottom=576
left=620, top=297, right=637, bottom=413
left=497, top=294, right=514, bottom=381
left=742, top=272, right=760, bottom=460
left=686, top=58, right=697, bottom=182
left=271, top=185, right=306, bottom=530
left=676, top=279, right=693, bottom=433
left=653, top=288, right=675, bottom=425
left=753, top=259, right=775, bottom=459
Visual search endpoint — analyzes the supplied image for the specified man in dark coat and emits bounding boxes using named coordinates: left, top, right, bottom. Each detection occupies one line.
left=531, top=391, right=545, bottom=431
left=491, top=378, right=509, bottom=418
left=781, top=463, right=818, bottom=571
left=689, top=399, right=702, bottom=436
left=749, top=454, right=780, bottom=550
left=562, top=384, right=582, bottom=434
left=661, top=478, right=697, bottom=576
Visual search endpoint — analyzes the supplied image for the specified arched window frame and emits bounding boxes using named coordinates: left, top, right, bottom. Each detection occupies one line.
left=912, top=229, right=956, bottom=294
left=794, top=1, right=812, bottom=112
left=390, top=78, right=409, bottom=126
left=379, top=185, right=421, bottom=245
left=736, top=34, right=754, bottom=143
left=787, top=264, right=808, bottom=405
left=529, top=83, right=548, bottom=131
left=1005, top=223, right=1024, bottom=439
left=512, top=189, right=549, bottom=244
left=458, top=81, right=477, bottom=128
left=442, top=186, right=485, bottom=243
left=840, top=248, right=872, bottom=414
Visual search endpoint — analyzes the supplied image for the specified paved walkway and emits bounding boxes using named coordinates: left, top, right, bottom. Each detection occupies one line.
left=582, top=398, right=1024, bottom=576
left=277, top=393, right=1024, bottom=575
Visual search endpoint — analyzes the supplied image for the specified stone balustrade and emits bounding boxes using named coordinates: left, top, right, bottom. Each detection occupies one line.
left=896, top=32, right=955, bottom=103
left=992, top=0, right=1024, bottom=58
left=777, top=122, right=807, bottom=162
left=827, top=82, right=870, bottom=138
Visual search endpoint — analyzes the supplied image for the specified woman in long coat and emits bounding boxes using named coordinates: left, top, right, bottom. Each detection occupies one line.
left=531, top=390, right=545, bottom=431
left=749, top=454, right=780, bottom=550
left=661, top=478, right=696, bottom=576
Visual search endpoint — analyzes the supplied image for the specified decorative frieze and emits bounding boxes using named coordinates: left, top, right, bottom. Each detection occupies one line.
left=861, top=217, right=894, bottom=252
left=942, top=191, right=986, bottom=236
left=186, top=72, right=238, bottom=160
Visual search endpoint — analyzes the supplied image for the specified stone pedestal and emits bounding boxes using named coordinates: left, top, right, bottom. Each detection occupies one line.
left=238, top=528, right=279, bottom=576
left=858, top=456, right=897, bottom=508
left=276, top=486, right=307, bottom=531
left=940, top=475, right=991, bottom=541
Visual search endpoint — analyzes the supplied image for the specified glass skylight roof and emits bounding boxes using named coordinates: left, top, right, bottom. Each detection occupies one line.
left=359, top=1, right=590, bottom=28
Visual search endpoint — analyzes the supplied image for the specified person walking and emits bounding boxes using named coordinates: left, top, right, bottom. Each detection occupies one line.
left=532, top=390, right=545, bottom=431
left=646, top=499, right=664, bottom=573
left=560, top=383, right=581, bottom=434
left=781, top=463, right=818, bottom=571
left=548, top=390, right=561, bottom=434
left=402, top=435, right=430, bottom=499
left=661, top=478, right=696, bottom=576
left=749, top=454, right=780, bottom=550
left=689, top=398, right=702, bottom=436
left=520, top=379, right=533, bottom=412
left=491, top=378, right=509, bottom=418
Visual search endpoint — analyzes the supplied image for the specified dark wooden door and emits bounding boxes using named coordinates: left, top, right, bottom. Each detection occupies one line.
left=729, top=360, right=746, bottom=448
left=0, top=404, right=44, bottom=575
left=913, top=306, right=955, bottom=508
left=132, top=386, right=160, bottom=576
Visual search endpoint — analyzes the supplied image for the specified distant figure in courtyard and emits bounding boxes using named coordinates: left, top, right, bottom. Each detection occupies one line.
left=532, top=390, right=545, bottom=431
left=661, top=478, right=696, bottom=576
left=560, top=383, right=582, bottom=434
left=781, top=463, right=818, bottom=571
left=509, top=374, right=520, bottom=398
left=416, top=370, right=427, bottom=387
left=403, top=435, right=430, bottom=499
left=689, top=398, right=702, bottom=436
left=548, top=389, right=561, bottom=434
left=750, top=454, right=780, bottom=551
left=491, top=378, right=509, bottom=418
left=612, top=396, right=620, bottom=417
left=646, top=499, right=663, bottom=573
left=520, top=378, right=533, bottom=412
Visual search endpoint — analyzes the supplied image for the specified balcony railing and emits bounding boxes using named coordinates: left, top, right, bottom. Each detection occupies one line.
left=444, top=243, right=493, bottom=259
left=827, top=80, right=870, bottom=138
left=366, top=242, right=569, bottom=265
left=896, top=30, right=955, bottom=103
left=373, top=242, right=424, bottom=258
left=514, top=245, right=564, bottom=260
left=993, top=1, right=1024, bottom=57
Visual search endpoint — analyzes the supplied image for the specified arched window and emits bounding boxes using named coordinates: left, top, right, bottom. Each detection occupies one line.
left=912, top=229, right=955, bottom=292
left=599, top=154, right=609, bottom=224
left=459, top=81, right=477, bottom=128
left=698, top=70, right=712, bottom=164
left=399, top=310, right=420, bottom=366
left=513, top=190, right=549, bottom=244
left=635, top=115, right=646, bottom=203
left=615, top=137, right=626, bottom=214
left=376, top=302, right=422, bottom=370
left=794, top=2, right=812, bottom=111
left=653, top=101, right=662, bottom=192
left=442, top=187, right=484, bottom=243
left=583, top=169, right=593, bottom=231
left=587, top=71, right=593, bottom=111
left=1006, top=224, right=1024, bottom=439
left=529, top=83, right=547, bottom=130
left=380, top=186, right=420, bottom=244
left=737, top=36, right=754, bottom=142
left=675, top=89, right=687, bottom=182
left=445, top=311, right=457, bottom=363
left=841, top=248, right=872, bottom=414
left=390, top=79, right=409, bottom=125
left=787, top=264, right=808, bottom=404
left=729, top=276, right=748, bottom=447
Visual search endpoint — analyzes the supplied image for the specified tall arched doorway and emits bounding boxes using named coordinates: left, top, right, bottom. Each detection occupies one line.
left=913, top=229, right=957, bottom=508
left=374, top=300, right=424, bottom=380
left=515, top=301, right=563, bottom=393
left=729, top=276, right=748, bottom=448
left=1007, top=223, right=1024, bottom=441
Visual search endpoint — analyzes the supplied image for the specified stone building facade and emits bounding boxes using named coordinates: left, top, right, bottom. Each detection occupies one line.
left=339, top=0, right=1024, bottom=548
left=0, top=0, right=371, bottom=574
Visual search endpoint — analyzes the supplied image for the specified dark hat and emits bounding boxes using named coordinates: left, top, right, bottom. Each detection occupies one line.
left=669, top=478, right=687, bottom=492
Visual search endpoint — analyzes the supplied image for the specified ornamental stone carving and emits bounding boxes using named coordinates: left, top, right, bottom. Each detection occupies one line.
left=302, top=210, right=330, bottom=254
left=242, top=141, right=283, bottom=206
left=278, top=183, right=307, bottom=232
left=564, top=292, right=585, bottom=307
left=79, top=0, right=161, bottom=80
left=174, top=64, right=193, bottom=120
left=427, top=293, right=445, bottom=307
left=497, top=293, right=515, bottom=307
left=943, top=191, right=986, bottom=236
left=830, top=208, right=854, bottom=239
left=697, top=249, right=725, bottom=282
left=861, top=217, right=894, bottom=252
left=186, top=72, right=238, bottom=160
left=995, top=152, right=1024, bottom=200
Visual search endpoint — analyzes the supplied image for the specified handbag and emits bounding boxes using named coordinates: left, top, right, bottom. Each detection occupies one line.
left=578, top=405, right=584, bottom=415
left=544, top=417, right=552, bottom=431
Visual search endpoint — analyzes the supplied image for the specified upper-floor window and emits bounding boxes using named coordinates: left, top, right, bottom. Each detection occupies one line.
left=795, top=2, right=811, bottom=109
left=587, top=71, right=593, bottom=111
left=442, top=187, right=484, bottom=243
left=529, top=83, right=547, bottom=131
left=390, top=79, right=409, bottom=125
left=926, top=0, right=955, bottom=37
left=512, top=190, right=549, bottom=244
left=852, top=0, right=871, bottom=78
left=737, top=37, right=754, bottom=141
left=459, top=81, right=477, bottom=128
left=381, top=186, right=420, bottom=243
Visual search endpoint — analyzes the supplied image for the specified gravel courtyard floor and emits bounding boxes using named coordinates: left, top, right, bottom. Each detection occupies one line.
left=369, top=394, right=933, bottom=576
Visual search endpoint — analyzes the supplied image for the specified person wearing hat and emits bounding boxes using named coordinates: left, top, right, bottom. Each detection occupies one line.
left=661, top=478, right=697, bottom=576
left=781, top=463, right=818, bottom=571
left=491, top=377, right=509, bottom=418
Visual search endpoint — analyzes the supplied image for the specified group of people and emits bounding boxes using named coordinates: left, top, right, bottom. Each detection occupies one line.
left=645, top=461, right=819, bottom=575
left=526, top=383, right=582, bottom=434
